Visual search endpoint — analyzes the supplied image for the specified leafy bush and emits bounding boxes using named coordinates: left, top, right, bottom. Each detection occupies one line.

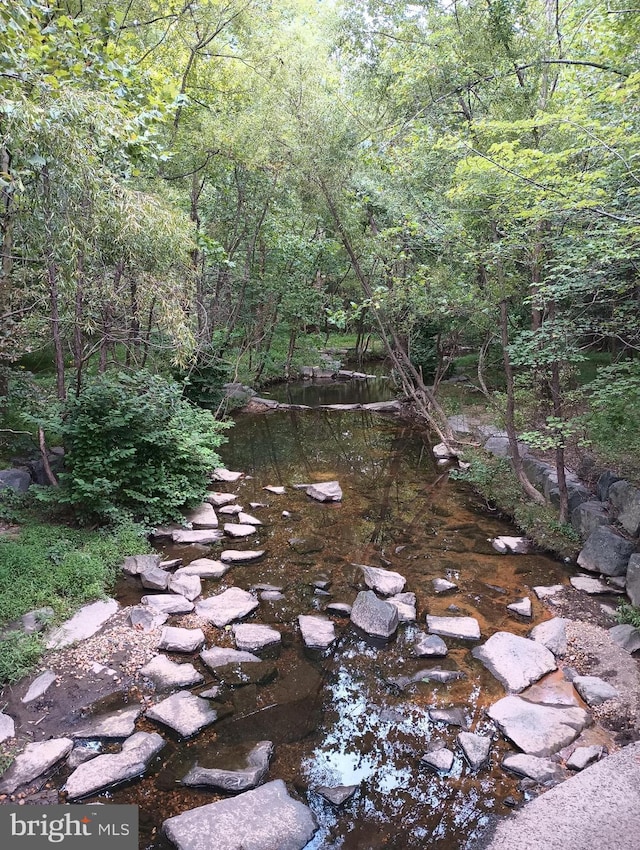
left=585, top=361, right=640, bottom=466
left=616, top=600, right=640, bottom=629
left=56, top=372, right=228, bottom=524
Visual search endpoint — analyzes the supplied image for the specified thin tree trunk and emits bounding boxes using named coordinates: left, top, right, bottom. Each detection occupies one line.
left=38, top=427, right=59, bottom=486
left=42, top=167, right=66, bottom=400
left=73, top=254, right=85, bottom=396
left=477, top=334, right=492, bottom=398
left=548, top=300, right=569, bottom=523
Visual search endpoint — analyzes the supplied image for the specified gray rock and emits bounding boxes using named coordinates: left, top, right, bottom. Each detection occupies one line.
left=128, top=606, right=169, bottom=631
left=577, top=527, right=635, bottom=576
left=306, top=481, right=342, bottom=502
left=163, top=778, right=317, bottom=850
left=609, top=623, right=640, bottom=653
left=169, top=573, right=202, bottom=601
left=488, top=695, right=590, bottom=756
left=608, top=480, right=640, bottom=536
left=224, top=523, right=257, bottom=538
left=393, top=668, right=464, bottom=689
left=362, top=400, right=402, bottom=412
left=0, top=711, right=15, bottom=743
left=261, top=590, right=284, bottom=601
left=196, top=587, right=259, bottom=627
left=298, top=615, right=335, bottom=649
left=205, top=492, right=239, bottom=507
left=507, top=598, right=532, bottom=618
left=0, top=738, right=73, bottom=793
left=316, top=784, right=358, bottom=806
left=529, top=618, right=567, bottom=656
left=199, top=685, right=222, bottom=700
left=472, top=631, right=556, bottom=692
left=491, top=536, right=533, bottom=554
left=172, top=529, right=224, bottom=545
left=212, top=469, right=244, bottom=482
left=65, top=731, right=164, bottom=799
left=186, top=502, right=219, bottom=529
left=220, top=549, right=265, bottom=563
left=534, top=585, right=564, bottom=600
left=426, top=615, right=480, bottom=640
left=570, top=575, right=620, bottom=595
left=21, top=670, right=57, bottom=704
left=212, top=661, right=276, bottom=687
left=326, top=602, right=352, bottom=617
left=502, top=753, right=565, bottom=784
left=146, top=692, right=218, bottom=738
left=387, top=591, right=417, bottom=622
left=140, top=567, right=171, bottom=590
left=457, top=731, right=491, bottom=769
left=289, top=536, right=324, bottom=554
left=567, top=745, right=603, bottom=770
left=160, top=558, right=182, bottom=570
left=67, top=743, right=101, bottom=769
left=420, top=746, right=455, bottom=772
left=263, top=485, right=286, bottom=495
left=74, top=705, right=142, bottom=738
left=597, top=470, right=623, bottom=502
left=182, top=741, right=273, bottom=793
left=358, top=564, right=406, bottom=596
left=571, top=501, right=611, bottom=538
left=219, top=505, right=243, bottom=515
left=141, top=656, right=204, bottom=691
left=433, top=441, right=457, bottom=459
left=413, top=633, right=448, bottom=657
left=625, top=553, right=640, bottom=607
left=200, top=647, right=262, bottom=670
left=573, top=675, right=619, bottom=705
left=0, top=468, right=31, bottom=492
left=237, top=512, right=262, bottom=526
left=175, top=559, right=230, bottom=579
left=350, top=590, right=399, bottom=640
left=550, top=482, right=591, bottom=516
left=46, top=599, right=118, bottom=649
left=522, top=456, right=552, bottom=489
left=159, top=626, right=205, bottom=653
left=141, top=594, right=195, bottom=614
left=433, top=578, right=457, bottom=593
left=429, top=707, right=467, bottom=727
left=21, top=607, right=55, bottom=634
left=233, top=624, right=281, bottom=653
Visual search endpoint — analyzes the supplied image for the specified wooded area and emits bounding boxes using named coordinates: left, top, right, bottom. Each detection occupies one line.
left=1, top=0, right=639, bottom=524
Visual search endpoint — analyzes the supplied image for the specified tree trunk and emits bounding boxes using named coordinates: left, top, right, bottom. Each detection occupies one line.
left=42, top=167, right=66, bottom=400
left=73, top=255, right=85, bottom=396
left=548, top=300, right=569, bottom=523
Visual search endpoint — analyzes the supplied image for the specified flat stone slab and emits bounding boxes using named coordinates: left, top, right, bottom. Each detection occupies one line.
left=306, top=481, right=342, bottom=502
left=420, top=746, right=454, bottom=772
left=502, top=753, right=565, bottom=784
left=74, top=705, right=142, bottom=738
left=326, top=602, right=352, bottom=617
left=196, top=587, right=259, bottom=627
left=146, top=692, right=218, bottom=738
left=187, top=502, right=219, bottom=529
left=529, top=618, right=567, bottom=657
left=487, top=695, right=590, bottom=757
left=316, top=784, right=358, bottom=806
left=182, top=741, right=273, bottom=793
left=224, top=523, right=257, bottom=538
left=573, top=675, right=619, bottom=706
left=457, top=732, right=491, bottom=769
left=122, top=554, right=162, bottom=576
left=413, top=633, right=448, bottom=657
left=430, top=707, right=468, bottom=727
left=159, top=626, right=206, bottom=653
left=176, top=559, right=231, bottom=579
left=205, top=492, right=238, bottom=507
left=0, top=712, right=15, bottom=743
left=358, top=565, right=406, bottom=596
left=426, top=615, right=480, bottom=641
left=142, top=594, right=195, bottom=614
left=46, top=599, right=118, bottom=649
left=21, top=670, right=57, bottom=704
left=298, top=615, right=335, bottom=649
left=237, top=512, right=262, bottom=526
left=387, top=591, right=417, bottom=622
left=65, top=731, right=165, bottom=799
left=480, top=742, right=640, bottom=850
left=172, top=529, right=224, bottom=545
left=570, top=575, right=619, bottom=595
left=163, top=778, right=317, bottom=850
left=141, top=656, right=204, bottom=691
left=220, top=505, right=243, bottom=515
left=263, top=485, right=286, bottom=494
left=472, top=631, right=557, bottom=692
left=433, top=578, right=457, bottom=593
left=220, top=549, right=265, bottom=563
left=534, top=585, right=564, bottom=600
left=350, top=590, right=399, bottom=640
left=233, top=624, right=281, bottom=653
left=0, top=738, right=74, bottom=793
left=507, top=598, right=532, bottom=618
left=212, top=469, right=244, bottom=482
left=200, top=647, right=261, bottom=670
left=566, top=745, right=603, bottom=771
left=169, top=573, right=202, bottom=601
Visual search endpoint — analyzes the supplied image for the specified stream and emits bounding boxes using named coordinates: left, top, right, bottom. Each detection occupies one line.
left=114, top=375, right=573, bottom=849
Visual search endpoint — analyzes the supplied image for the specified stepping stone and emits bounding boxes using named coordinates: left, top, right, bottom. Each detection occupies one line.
left=414, top=633, right=448, bottom=657
left=140, top=567, right=170, bottom=591
left=140, top=656, right=204, bottom=691
left=390, top=668, right=464, bottom=690
left=492, top=536, right=532, bottom=554
left=220, top=504, right=243, bottom=515
left=298, top=615, right=335, bottom=649
left=205, top=492, right=238, bottom=507
left=187, top=503, right=218, bottom=529
left=129, top=606, right=169, bottom=631
left=224, top=523, right=257, bottom=537
left=237, top=512, right=262, bottom=526
left=263, top=485, right=286, bottom=495
left=420, top=745, right=455, bottom=772
left=233, top=624, right=281, bottom=653
left=174, top=560, right=230, bottom=579
left=502, top=753, right=565, bottom=784
left=534, top=584, right=564, bottom=600
left=306, top=481, right=342, bottom=502
left=46, top=599, right=118, bottom=649
left=196, top=588, right=259, bottom=627
left=163, top=779, right=317, bottom=850
left=429, top=707, right=468, bottom=728
left=317, top=785, right=359, bottom=806
left=159, top=626, right=205, bottom=653
left=21, top=670, right=57, bottom=704
left=221, top=549, right=265, bottom=563
left=566, top=745, right=603, bottom=771
left=74, top=705, right=142, bottom=738
left=472, top=631, right=557, bottom=692
left=0, top=738, right=73, bottom=793
left=521, top=677, right=580, bottom=707
left=261, top=590, right=284, bottom=601
left=529, top=618, right=567, bottom=656
left=609, top=623, right=640, bottom=653
left=487, top=695, right=590, bottom=757
left=172, top=529, right=224, bottom=545
left=570, top=575, right=620, bottom=595
left=387, top=592, right=416, bottom=622
left=426, top=615, right=480, bottom=641
left=169, top=573, right=202, bottom=601
left=182, top=741, right=273, bottom=793
left=507, top=598, right=532, bottom=618
left=457, top=732, right=491, bottom=769
left=350, top=590, right=398, bottom=640
left=358, top=564, right=406, bottom=596
left=65, top=731, right=165, bottom=799
left=433, top=578, right=457, bottom=593
left=146, top=692, right=218, bottom=737
left=122, top=554, right=162, bottom=576
left=212, top=469, right=243, bottom=482
left=200, top=647, right=261, bottom=670
left=326, top=602, right=352, bottom=617
left=0, top=712, right=15, bottom=743
left=141, top=594, right=194, bottom=614
left=573, top=675, right=619, bottom=706
left=67, top=743, right=101, bottom=770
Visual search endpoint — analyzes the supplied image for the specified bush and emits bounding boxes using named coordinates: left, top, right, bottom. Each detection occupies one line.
left=585, top=361, right=640, bottom=468
left=56, top=372, right=228, bottom=524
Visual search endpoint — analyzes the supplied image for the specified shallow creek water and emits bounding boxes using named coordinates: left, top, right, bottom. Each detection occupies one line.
left=110, top=380, right=574, bottom=849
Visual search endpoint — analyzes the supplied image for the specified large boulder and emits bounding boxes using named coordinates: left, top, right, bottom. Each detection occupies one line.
left=626, top=554, right=640, bottom=607
left=0, top=712, right=15, bottom=744
left=608, top=480, right=640, bottom=536
left=487, top=695, right=590, bottom=757
left=0, top=468, right=31, bottom=492
left=350, top=590, right=398, bottom=640
left=472, top=632, right=556, bottom=692
left=573, top=675, right=619, bottom=706
left=200, top=647, right=261, bottom=670
left=597, top=470, right=623, bottom=502
left=571, top=501, right=611, bottom=538
left=576, top=527, right=635, bottom=576
left=608, top=623, right=640, bottom=653
left=163, top=779, right=317, bottom=850
left=122, top=553, right=163, bottom=576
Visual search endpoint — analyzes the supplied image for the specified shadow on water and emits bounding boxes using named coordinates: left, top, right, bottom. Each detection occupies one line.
left=99, top=388, right=574, bottom=849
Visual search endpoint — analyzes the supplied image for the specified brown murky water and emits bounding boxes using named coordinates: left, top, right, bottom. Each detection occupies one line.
left=107, top=399, right=573, bottom=849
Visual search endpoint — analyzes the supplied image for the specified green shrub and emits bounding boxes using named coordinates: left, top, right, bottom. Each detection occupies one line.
left=55, top=372, right=229, bottom=524
left=616, top=600, right=640, bottom=629
left=585, top=361, right=640, bottom=467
